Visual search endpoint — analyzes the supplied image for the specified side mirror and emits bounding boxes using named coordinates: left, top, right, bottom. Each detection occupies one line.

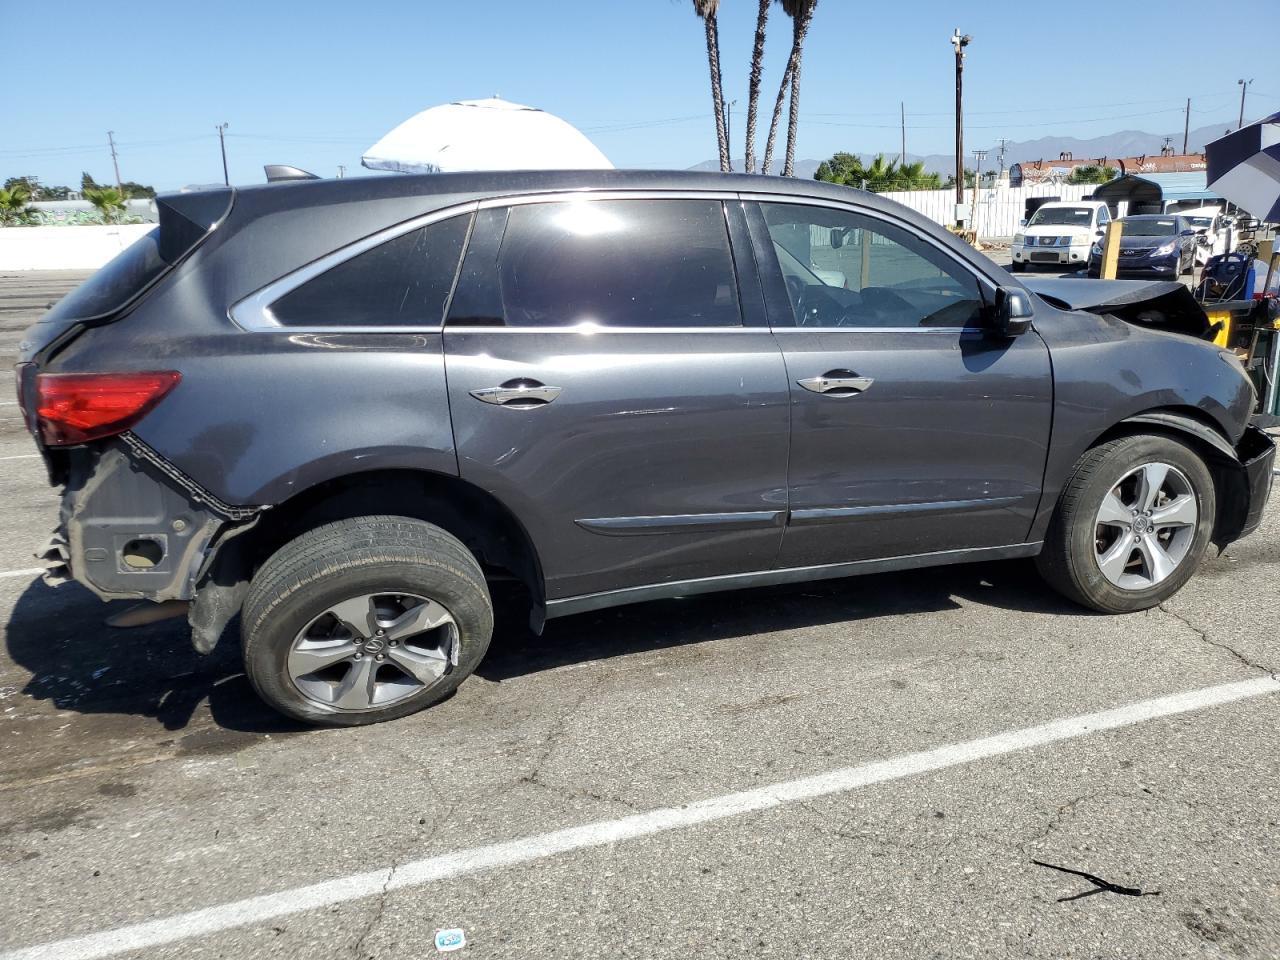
left=992, top=287, right=1034, bottom=337
left=1180, top=228, right=1197, bottom=236
left=1019, top=218, right=1028, bottom=227
left=830, top=227, right=844, bottom=249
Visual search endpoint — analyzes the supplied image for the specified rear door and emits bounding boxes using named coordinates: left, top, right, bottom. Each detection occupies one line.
left=745, top=198, right=1053, bottom=569
left=443, top=195, right=791, bottom=602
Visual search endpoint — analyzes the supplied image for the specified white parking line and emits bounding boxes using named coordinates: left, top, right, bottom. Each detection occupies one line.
left=0, top=454, right=39, bottom=461
left=0, top=568, right=43, bottom=580
left=2, top=675, right=1275, bottom=960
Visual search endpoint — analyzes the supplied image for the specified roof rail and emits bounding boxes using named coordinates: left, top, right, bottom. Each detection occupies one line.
left=264, top=165, right=321, bottom=183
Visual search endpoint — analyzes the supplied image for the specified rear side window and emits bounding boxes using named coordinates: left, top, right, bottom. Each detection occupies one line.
left=270, top=214, right=469, bottom=327
left=491, top=199, right=741, bottom=328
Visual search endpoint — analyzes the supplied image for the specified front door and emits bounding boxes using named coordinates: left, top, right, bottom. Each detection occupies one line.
left=443, top=197, right=791, bottom=601
left=746, top=200, right=1053, bottom=569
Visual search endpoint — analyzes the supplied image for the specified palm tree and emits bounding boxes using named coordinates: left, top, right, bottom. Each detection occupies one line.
left=0, top=183, right=34, bottom=226
left=762, top=0, right=818, bottom=176
left=692, top=0, right=731, bottom=172
left=743, top=0, right=771, bottom=173
left=84, top=186, right=128, bottom=225
left=780, top=0, right=818, bottom=177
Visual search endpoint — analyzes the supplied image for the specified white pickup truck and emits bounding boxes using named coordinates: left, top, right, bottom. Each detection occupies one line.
left=1010, top=200, right=1111, bottom=272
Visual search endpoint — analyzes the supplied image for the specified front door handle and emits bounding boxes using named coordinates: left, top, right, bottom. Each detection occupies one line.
left=797, top=370, right=874, bottom=396
left=470, top=378, right=562, bottom=407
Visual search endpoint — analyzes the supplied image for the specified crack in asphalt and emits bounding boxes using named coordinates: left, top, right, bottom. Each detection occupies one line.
left=350, top=861, right=397, bottom=960
left=1156, top=604, right=1277, bottom=680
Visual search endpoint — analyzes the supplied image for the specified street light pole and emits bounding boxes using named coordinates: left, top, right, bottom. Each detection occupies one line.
left=725, top=100, right=737, bottom=171
left=216, top=123, right=230, bottom=186
left=107, top=131, right=123, bottom=194
left=1237, top=78, right=1253, bottom=129
left=950, top=29, right=971, bottom=227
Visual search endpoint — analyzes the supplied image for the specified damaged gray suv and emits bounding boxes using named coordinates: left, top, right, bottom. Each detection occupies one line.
left=19, top=170, right=1274, bottom=725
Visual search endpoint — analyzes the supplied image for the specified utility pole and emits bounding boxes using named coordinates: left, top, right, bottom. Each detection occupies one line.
left=337, top=165, right=346, bottom=179
left=1183, top=98, right=1191, bottom=154
left=900, top=101, right=906, bottom=166
left=107, top=131, right=122, bottom=194
left=725, top=101, right=737, bottom=171
left=216, top=123, right=230, bottom=186
left=1161, top=136, right=1174, bottom=156
left=1237, top=78, right=1253, bottom=129
left=950, top=29, right=972, bottom=227
left=996, top=138, right=1010, bottom=182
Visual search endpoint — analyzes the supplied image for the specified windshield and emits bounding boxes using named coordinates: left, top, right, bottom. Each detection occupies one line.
left=1122, top=218, right=1178, bottom=237
left=1184, top=217, right=1213, bottom=229
left=1028, top=206, right=1093, bottom=227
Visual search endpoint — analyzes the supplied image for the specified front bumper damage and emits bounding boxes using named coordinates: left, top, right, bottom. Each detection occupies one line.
left=1232, top=425, right=1276, bottom=541
left=36, top=433, right=264, bottom=650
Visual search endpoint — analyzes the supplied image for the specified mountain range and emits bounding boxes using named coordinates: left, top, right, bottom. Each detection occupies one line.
left=689, top=121, right=1236, bottom=180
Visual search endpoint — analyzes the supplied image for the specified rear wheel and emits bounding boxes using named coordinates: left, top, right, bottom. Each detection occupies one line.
left=1036, top=435, right=1215, bottom=613
left=242, top=516, right=493, bottom=726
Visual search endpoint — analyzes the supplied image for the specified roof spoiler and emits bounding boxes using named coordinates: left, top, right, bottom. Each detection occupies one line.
left=264, top=164, right=321, bottom=183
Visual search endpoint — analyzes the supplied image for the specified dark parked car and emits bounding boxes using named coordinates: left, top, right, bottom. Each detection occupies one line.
left=1087, top=214, right=1198, bottom=278
left=18, top=171, right=1274, bottom=725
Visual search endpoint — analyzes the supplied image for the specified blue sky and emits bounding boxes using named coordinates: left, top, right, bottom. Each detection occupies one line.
left=7, top=0, right=1277, bottom=190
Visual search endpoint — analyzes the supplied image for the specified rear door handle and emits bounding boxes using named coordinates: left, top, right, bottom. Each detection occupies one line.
left=797, top=371, right=874, bottom=396
left=470, top=378, right=562, bottom=407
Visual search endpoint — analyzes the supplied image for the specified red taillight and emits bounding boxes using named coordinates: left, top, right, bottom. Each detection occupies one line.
left=36, top=371, right=181, bottom=446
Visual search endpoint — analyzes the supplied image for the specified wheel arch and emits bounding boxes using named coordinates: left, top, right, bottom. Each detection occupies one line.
left=195, top=468, right=547, bottom=651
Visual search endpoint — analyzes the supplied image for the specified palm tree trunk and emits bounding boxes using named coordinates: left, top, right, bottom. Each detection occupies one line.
left=783, top=5, right=816, bottom=177
left=703, top=14, right=730, bottom=172
left=743, top=0, right=771, bottom=174
left=762, top=58, right=792, bottom=176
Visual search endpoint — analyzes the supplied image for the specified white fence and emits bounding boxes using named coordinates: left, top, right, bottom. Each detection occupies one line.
left=0, top=224, right=154, bottom=270
left=878, top=184, right=1095, bottom=239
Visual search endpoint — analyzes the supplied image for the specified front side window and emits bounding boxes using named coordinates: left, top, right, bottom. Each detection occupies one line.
left=759, top=202, right=984, bottom=329
left=270, top=214, right=470, bottom=327
left=493, top=199, right=741, bottom=328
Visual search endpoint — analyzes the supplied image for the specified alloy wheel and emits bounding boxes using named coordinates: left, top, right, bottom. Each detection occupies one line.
left=286, top=592, right=457, bottom=711
left=1093, top=462, right=1198, bottom=590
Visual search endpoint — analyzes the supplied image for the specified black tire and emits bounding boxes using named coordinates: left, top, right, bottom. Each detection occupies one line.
left=1009, top=260, right=1026, bottom=273
left=1035, top=435, right=1216, bottom=613
left=241, top=516, right=493, bottom=726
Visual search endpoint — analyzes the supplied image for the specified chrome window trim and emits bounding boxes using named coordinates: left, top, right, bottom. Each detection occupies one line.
left=444, top=324, right=768, bottom=335
left=228, top=200, right=480, bottom=333
left=228, top=188, right=1005, bottom=336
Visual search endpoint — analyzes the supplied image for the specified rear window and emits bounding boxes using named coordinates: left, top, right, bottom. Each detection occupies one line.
left=270, top=215, right=470, bottom=328
left=450, top=199, right=741, bottom=329
left=39, top=188, right=232, bottom=326
left=505, top=199, right=739, bottom=328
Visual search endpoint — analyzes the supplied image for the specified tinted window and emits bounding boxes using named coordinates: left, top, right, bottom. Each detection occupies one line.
left=760, top=203, right=984, bottom=329
left=494, top=199, right=740, bottom=328
left=271, top=214, right=469, bottom=327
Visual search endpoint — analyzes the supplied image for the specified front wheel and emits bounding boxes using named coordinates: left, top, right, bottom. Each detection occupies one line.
left=1009, top=260, right=1026, bottom=273
left=1036, top=435, right=1216, bottom=613
left=242, top=516, right=493, bottom=726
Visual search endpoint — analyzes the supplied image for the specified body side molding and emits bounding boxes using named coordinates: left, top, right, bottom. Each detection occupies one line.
left=545, top=542, right=1043, bottom=618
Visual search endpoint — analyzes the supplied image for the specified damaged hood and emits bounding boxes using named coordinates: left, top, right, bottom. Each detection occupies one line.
left=1021, top=278, right=1211, bottom=339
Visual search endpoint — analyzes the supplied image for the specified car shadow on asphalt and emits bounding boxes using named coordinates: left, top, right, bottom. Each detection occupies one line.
left=475, top=558, right=1088, bottom=683
left=4, top=580, right=300, bottom=734
left=4, top=559, right=1088, bottom=731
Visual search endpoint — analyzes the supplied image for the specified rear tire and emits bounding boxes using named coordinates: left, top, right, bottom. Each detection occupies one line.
left=1036, top=435, right=1215, bottom=613
left=242, top=516, right=493, bottom=726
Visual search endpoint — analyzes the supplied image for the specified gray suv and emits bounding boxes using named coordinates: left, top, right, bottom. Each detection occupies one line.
left=18, top=171, right=1274, bottom=725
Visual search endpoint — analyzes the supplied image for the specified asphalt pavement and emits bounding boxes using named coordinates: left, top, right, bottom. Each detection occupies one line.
left=0, top=270, right=1276, bottom=960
